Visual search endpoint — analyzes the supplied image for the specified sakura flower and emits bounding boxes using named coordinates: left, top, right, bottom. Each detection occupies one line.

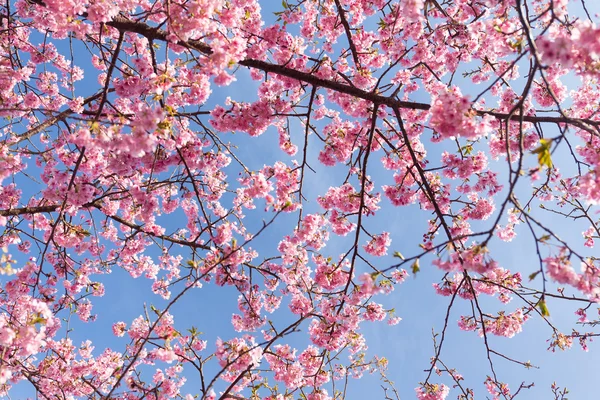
left=363, top=232, right=391, bottom=256
left=415, top=383, right=450, bottom=400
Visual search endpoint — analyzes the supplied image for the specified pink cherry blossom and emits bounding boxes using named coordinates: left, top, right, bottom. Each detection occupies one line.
left=1, top=1, right=600, bottom=399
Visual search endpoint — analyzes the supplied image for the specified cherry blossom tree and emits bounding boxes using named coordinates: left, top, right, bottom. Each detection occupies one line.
left=1, top=0, right=600, bottom=398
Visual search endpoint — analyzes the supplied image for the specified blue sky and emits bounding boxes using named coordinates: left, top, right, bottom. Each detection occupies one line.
left=3, top=1, right=600, bottom=399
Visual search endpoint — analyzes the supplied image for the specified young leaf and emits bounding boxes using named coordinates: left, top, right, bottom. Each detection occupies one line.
left=531, top=138, right=553, bottom=168
left=411, top=259, right=420, bottom=276
left=538, top=299, right=550, bottom=317
left=529, top=270, right=541, bottom=281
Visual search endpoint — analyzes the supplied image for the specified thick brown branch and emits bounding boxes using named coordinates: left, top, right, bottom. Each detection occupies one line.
left=0, top=202, right=210, bottom=250
left=333, top=0, right=361, bottom=67
left=103, top=17, right=600, bottom=130
left=0, top=204, right=63, bottom=216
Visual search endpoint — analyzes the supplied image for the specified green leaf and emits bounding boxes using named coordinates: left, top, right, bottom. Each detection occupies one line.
left=531, top=138, right=553, bottom=168
left=538, top=299, right=550, bottom=317
left=164, top=104, right=176, bottom=116
left=509, top=39, right=523, bottom=52
left=528, top=271, right=540, bottom=281
left=30, top=316, right=47, bottom=325
left=411, top=259, right=420, bottom=276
